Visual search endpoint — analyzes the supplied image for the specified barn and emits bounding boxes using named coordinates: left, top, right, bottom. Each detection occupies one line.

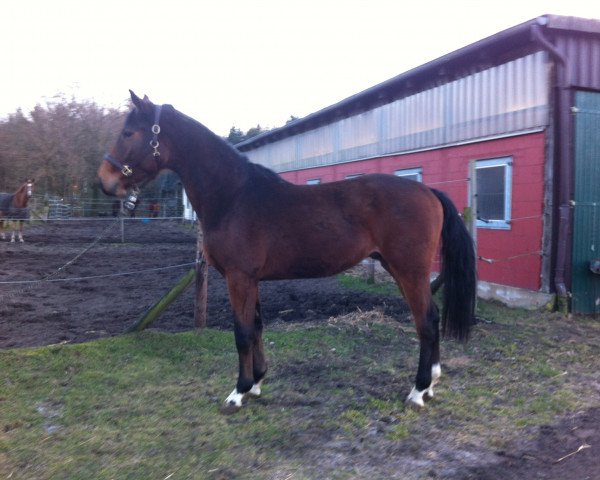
left=235, top=14, right=600, bottom=313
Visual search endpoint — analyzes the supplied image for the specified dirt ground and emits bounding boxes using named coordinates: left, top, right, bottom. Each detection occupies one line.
left=0, top=219, right=409, bottom=349
left=1, top=219, right=599, bottom=479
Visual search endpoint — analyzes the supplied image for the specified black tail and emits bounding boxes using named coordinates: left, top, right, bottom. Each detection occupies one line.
left=432, top=189, right=476, bottom=341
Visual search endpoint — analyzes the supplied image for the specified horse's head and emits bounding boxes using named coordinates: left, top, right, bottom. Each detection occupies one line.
left=98, top=91, right=167, bottom=199
left=14, top=179, right=34, bottom=205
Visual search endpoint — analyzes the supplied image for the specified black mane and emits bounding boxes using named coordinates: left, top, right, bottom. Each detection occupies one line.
left=243, top=159, right=288, bottom=186
left=170, top=104, right=288, bottom=188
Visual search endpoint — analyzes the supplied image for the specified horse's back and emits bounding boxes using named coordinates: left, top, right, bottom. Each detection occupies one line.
left=296, top=173, right=442, bottom=225
left=218, top=172, right=444, bottom=280
left=299, top=173, right=436, bottom=202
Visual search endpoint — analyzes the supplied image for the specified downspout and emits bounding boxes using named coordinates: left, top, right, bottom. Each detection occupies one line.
left=530, top=19, right=572, bottom=300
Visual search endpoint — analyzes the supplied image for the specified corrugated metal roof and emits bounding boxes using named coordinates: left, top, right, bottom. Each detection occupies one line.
left=237, top=14, right=600, bottom=152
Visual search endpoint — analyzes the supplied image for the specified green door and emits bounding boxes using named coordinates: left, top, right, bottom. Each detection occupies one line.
left=572, top=91, right=600, bottom=314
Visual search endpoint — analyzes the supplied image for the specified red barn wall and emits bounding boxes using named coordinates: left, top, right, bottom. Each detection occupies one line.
left=280, top=132, right=546, bottom=291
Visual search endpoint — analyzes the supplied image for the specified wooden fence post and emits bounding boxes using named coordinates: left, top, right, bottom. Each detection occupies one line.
left=194, top=222, right=208, bottom=328
left=126, top=268, right=196, bottom=333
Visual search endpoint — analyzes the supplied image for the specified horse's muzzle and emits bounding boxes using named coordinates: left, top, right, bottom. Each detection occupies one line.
left=98, top=162, right=127, bottom=197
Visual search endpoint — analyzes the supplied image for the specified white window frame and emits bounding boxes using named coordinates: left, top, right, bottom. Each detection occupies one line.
left=394, top=167, right=423, bottom=182
left=306, top=178, right=321, bottom=185
left=473, top=157, right=512, bottom=230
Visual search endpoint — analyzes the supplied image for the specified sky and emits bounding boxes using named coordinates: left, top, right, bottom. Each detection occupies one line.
left=2, top=0, right=600, bottom=137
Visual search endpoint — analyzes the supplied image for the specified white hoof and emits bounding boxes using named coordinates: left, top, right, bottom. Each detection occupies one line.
left=405, top=386, right=426, bottom=409
left=220, top=380, right=264, bottom=414
left=221, top=389, right=244, bottom=414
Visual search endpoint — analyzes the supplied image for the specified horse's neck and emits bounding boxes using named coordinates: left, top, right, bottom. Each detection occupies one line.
left=13, top=186, right=28, bottom=207
left=167, top=110, right=250, bottom=224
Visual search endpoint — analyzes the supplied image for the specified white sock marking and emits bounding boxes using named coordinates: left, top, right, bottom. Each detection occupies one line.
left=431, top=363, right=442, bottom=382
left=248, top=380, right=263, bottom=398
left=224, top=388, right=244, bottom=408
left=427, top=363, right=442, bottom=398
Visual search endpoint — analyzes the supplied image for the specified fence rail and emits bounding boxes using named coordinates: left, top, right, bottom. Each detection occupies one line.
left=26, top=195, right=187, bottom=221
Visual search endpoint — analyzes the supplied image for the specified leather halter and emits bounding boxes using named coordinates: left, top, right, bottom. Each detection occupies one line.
left=103, top=104, right=163, bottom=177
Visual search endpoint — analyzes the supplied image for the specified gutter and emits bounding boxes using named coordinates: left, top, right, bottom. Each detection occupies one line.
left=530, top=18, right=572, bottom=300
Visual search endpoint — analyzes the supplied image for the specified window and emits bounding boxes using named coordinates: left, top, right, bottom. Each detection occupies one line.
left=474, top=157, right=512, bottom=229
left=394, top=167, right=423, bottom=182
left=345, top=174, right=363, bottom=179
left=306, top=178, right=321, bottom=185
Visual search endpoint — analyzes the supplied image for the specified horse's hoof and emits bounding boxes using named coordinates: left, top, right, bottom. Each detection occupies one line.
left=221, top=388, right=244, bottom=414
left=405, top=387, right=426, bottom=410
left=220, top=401, right=242, bottom=415
left=405, top=398, right=425, bottom=411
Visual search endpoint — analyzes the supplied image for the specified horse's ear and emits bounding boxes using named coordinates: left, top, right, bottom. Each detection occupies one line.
left=130, top=90, right=154, bottom=116
left=130, top=90, right=143, bottom=108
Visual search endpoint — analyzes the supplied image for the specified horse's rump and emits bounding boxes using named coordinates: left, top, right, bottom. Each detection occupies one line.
left=0, top=193, right=13, bottom=216
left=0, top=193, right=28, bottom=220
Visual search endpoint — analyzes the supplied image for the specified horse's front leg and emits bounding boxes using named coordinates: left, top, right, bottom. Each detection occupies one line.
left=221, top=274, right=266, bottom=414
left=16, top=220, right=24, bottom=243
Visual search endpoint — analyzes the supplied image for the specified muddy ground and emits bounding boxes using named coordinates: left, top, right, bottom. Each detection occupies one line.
left=1, top=219, right=599, bottom=479
left=0, top=219, right=409, bottom=349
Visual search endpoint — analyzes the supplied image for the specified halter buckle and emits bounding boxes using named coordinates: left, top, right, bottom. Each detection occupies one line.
left=121, top=165, right=133, bottom=177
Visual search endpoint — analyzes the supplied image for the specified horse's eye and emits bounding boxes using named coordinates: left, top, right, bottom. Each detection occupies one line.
left=122, top=130, right=134, bottom=138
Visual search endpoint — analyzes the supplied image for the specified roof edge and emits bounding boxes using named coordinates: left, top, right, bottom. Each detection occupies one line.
left=236, top=14, right=599, bottom=151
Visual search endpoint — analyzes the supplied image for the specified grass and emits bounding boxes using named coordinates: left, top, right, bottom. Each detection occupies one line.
left=337, top=273, right=400, bottom=296
left=2, top=277, right=600, bottom=478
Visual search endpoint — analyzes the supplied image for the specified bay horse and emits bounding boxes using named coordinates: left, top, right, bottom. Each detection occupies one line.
left=0, top=179, right=34, bottom=243
left=98, top=92, right=476, bottom=413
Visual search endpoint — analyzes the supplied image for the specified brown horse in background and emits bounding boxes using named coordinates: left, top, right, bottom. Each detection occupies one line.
left=0, top=180, right=34, bottom=243
left=98, top=92, right=476, bottom=413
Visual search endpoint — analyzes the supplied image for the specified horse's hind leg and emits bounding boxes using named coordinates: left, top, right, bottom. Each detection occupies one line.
left=406, top=295, right=441, bottom=409
left=389, top=272, right=440, bottom=410
left=424, top=303, right=441, bottom=401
